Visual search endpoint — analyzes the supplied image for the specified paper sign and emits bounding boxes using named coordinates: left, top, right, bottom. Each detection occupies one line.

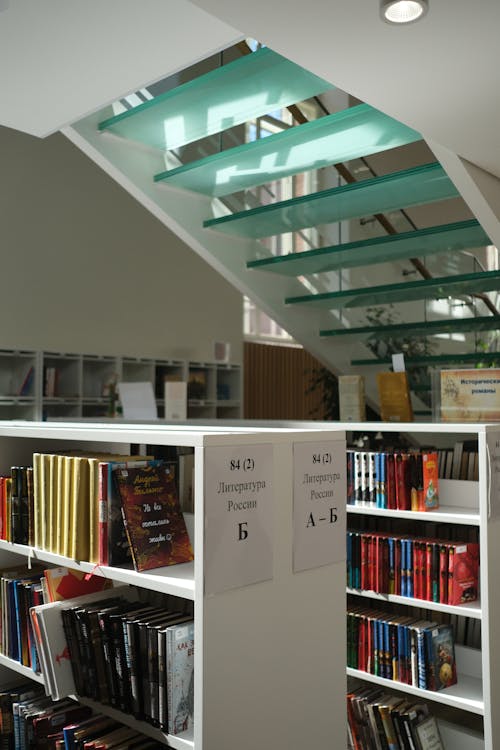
left=293, top=440, right=346, bottom=572
left=392, top=353, right=406, bottom=372
left=164, top=381, right=187, bottom=420
left=117, top=381, right=157, bottom=420
left=441, top=368, right=500, bottom=422
left=204, top=444, right=273, bottom=595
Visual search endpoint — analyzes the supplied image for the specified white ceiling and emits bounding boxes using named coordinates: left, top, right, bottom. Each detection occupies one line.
left=0, top=0, right=240, bottom=137
left=1, top=0, right=499, bottom=182
left=189, top=0, right=500, bottom=180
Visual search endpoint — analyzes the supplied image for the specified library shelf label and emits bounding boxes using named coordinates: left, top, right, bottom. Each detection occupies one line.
left=204, top=443, right=274, bottom=595
left=486, top=429, right=500, bottom=519
left=292, top=440, right=347, bottom=572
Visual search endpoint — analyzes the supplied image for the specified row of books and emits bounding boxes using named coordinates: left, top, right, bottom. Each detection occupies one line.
left=347, top=604, right=458, bottom=692
left=437, top=440, right=479, bottom=481
left=31, top=586, right=194, bottom=737
left=0, top=684, right=165, bottom=750
left=0, top=565, right=112, bottom=674
left=347, top=531, right=479, bottom=605
left=27, top=453, right=193, bottom=572
left=347, top=686, right=444, bottom=750
left=346, top=450, right=439, bottom=511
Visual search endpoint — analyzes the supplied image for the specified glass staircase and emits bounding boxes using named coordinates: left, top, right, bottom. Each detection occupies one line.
left=69, top=41, right=499, bottom=417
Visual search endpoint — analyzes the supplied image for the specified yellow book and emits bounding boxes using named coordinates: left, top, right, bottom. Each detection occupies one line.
left=377, top=371, right=414, bottom=423
left=70, top=456, right=90, bottom=562
left=32, top=453, right=42, bottom=549
left=87, top=457, right=100, bottom=565
left=60, top=456, right=71, bottom=557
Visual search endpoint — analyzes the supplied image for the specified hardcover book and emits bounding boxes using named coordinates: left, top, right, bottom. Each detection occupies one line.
left=166, top=620, right=194, bottom=736
left=114, top=462, right=194, bottom=572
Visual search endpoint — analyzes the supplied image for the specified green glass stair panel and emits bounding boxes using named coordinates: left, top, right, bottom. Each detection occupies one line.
left=320, top=315, right=500, bottom=339
left=352, top=352, right=500, bottom=367
left=98, top=47, right=332, bottom=151
left=204, top=163, right=457, bottom=238
left=247, top=220, right=489, bottom=275
left=154, top=103, right=421, bottom=197
left=285, top=269, right=500, bottom=309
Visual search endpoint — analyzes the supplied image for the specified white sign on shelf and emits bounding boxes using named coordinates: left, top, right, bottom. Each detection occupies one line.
left=293, top=440, right=346, bottom=572
left=164, top=381, right=187, bottom=420
left=204, top=444, right=273, bottom=595
left=117, top=381, right=157, bottom=420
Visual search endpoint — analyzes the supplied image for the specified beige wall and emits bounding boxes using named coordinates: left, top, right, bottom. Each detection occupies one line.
left=0, top=126, right=243, bottom=362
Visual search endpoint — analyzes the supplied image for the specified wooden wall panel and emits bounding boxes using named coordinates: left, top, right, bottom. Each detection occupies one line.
left=243, top=342, right=328, bottom=420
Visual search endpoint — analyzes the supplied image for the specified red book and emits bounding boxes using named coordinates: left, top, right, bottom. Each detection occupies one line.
left=425, top=542, right=433, bottom=601
left=114, top=462, right=194, bottom=572
left=394, top=537, right=402, bottom=595
left=368, top=534, right=376, bottom=591
left=361, top=534, right=369, bottom=590
left=439, top=544, right=449, bottom=604
left=412, top=541, right=420, bottom=599
left=448, top=542, right=479, bottom=605
left=395, top=454, right=411, bottom=511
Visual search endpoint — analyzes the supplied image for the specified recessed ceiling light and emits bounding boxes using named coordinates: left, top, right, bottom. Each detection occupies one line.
left=380, top=0, right=428, bottom=24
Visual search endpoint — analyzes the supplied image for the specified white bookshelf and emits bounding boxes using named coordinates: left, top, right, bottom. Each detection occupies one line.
left=0, top=420, right=345, bottom=750
left=342, top=421, right=496, bottom=750
left=0, top=349, right=242, bottom=420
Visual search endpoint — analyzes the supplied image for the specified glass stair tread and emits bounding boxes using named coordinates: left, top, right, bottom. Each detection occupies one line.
left=352, top=351, right=500, bottom=367
left=98, top=47, right=332, bottom=151
left=203, top=163, right=457, bottom=238
left=320, top=314, right=500, bottom=339
left=154, top=103, right=420, bottom=197
left=285, top=269, right=500, bottom=308
left=246, top=219, right=489, bottom=275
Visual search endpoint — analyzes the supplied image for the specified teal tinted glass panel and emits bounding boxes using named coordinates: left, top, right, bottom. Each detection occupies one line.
left=286, top=269, right=500, bottom=308
left=247, top=220, right=489, bottom=275
left=204, top=163, right=457, bottom=238
left=352, top=352, right=500, bottom=367
left=320, top=315, right=500, bottom=339
left=154, top=104, right=420, bottom=197
left=98, top=48, right=332, bottom=151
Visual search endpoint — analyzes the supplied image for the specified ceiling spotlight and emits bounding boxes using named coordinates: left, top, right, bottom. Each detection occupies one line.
left=380, top=0, right=428, bottom=24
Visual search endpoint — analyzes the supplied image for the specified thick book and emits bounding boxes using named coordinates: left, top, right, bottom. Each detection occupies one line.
left=114, top=462, right=194, bottom=572
left=377, top=371, right=414, bottom=423
left=166, top=620, right=194, bottom=736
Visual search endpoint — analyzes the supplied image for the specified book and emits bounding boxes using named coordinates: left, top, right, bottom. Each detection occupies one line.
left=339, top=375, right=366, bottom=422
left=43, top=567, right=112, bottom=602
left=114, top=462, right=194, bottom=572
left=98, top=457, right=154, bottom=567
left=413, top=714, right=444, bottom=749
left=428, top=624, right=457, bottom=690
left=166, top=620, right=194, bottom=736
left=377, top=371, right=414, bottom=423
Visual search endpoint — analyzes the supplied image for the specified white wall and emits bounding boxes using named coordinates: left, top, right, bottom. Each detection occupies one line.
left=0, top=126, right=243, bottom=363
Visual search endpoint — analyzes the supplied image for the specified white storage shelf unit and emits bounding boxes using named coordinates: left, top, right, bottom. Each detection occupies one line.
left=0, top=350, right=242, bottom=421
left=342, top=421, right=497, bottom=750
left=0, top=421, right=346, bottom=750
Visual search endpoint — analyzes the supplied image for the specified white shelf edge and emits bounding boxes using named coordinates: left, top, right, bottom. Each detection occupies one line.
left=346, top=504, right=480, bottom=526
left=0, top=540, right=195, bottom=600
left=346, top=667, right=484, bottom=715
left=73, top=695, right=193, bottom=749
left=0, top=652, right=45, bottom=685
left=346, top=587, right=482, bottom=619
